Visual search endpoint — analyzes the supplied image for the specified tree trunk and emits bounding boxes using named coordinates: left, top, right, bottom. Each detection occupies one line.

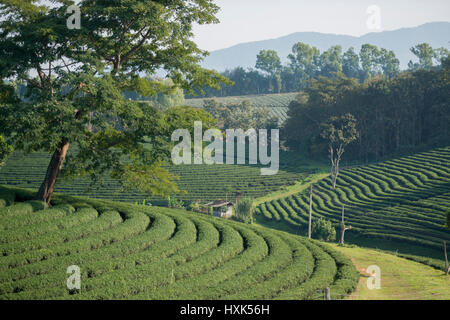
left=36, top=138, right=70, bottom=205
left=332, top=165, right=338, bottom=189
left=340, top=205, right=351, bottom=245
left=444, top=240, right=449, bottom=276
left=340, top=205, right=345, bottom=245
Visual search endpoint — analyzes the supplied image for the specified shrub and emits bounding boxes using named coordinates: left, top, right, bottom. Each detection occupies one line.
left=187, top=201, right=203, bottom=213
left=168, top=195, right=184, bottom=209
left=0, top=135, right=12, bottom=166
left=312, top=218, right=336, bottom=242
left=235, top=198, right=253, bottom=224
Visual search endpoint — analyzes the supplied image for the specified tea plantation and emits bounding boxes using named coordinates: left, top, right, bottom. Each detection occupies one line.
left=0, top=151, right=310, bottom=206
left=0, top=186, right=358, bottom=300
left=184, top=92, right=298, bottom=123
left=256, top=147, right=450, bottom=262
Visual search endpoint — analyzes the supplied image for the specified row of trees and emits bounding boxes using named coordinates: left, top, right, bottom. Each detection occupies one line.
left=202, top=99, right=278, bottom=130
left=283, top=58, right=450, bottom=163
left=191, top=42, right=449, bottom=97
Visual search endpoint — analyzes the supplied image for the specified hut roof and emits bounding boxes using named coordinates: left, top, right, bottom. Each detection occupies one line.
left=204, top=200, right=233, bottom=208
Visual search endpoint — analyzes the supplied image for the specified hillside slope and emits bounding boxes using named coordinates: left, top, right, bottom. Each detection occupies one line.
left=255, top=147, right=450, bottom=260
left=0, top=186, right=358, bottom=300
left=0, top=151, right=310, bottom=206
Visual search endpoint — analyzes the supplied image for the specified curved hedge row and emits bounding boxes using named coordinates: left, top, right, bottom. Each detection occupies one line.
left=0, top=186, right=357, bottom=300
left=0, top=151, right=308, bottom=205
left=256, top=147, right=450, bottom=253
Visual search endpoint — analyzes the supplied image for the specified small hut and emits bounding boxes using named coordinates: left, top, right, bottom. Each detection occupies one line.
left=204, top=200, right=234, bottom=218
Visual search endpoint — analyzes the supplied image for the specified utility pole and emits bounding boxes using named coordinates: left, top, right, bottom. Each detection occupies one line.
left=325, top=287, right=331, bottom=300
left=340, top=204, right=351, bottom=245
left=444, top=240, right=449, bottom=276
left=308, top=184, right=313, bottom=239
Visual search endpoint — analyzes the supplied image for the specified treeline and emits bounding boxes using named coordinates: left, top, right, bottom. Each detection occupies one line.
left=283, top=58, right=450, bottom=162
left=190, top=42, right=449, bottom=98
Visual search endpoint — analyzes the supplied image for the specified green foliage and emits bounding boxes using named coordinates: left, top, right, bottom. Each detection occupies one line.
left=312, top=218, right=336, bottom=242
left=203, top=99, right=278, bottom=130
left=342, top=47, right=361, bottom=80
left=284, top=63, right=450, bottom=162
left=187, top=201, right=202, bottom=213
left=256, top=50, right=282, bottom=93
left=167, top=195, right=184, bottom=209
left=235, top=197, right=254, bottom=224
left=408, top=43, right=436, bottom=71
left=190, top=41, right=440, bottom=98
left=256, top=50, right=282, bottom=76
left=320, top=113, right=359, bottom=149
left=124, top=78, right=185, bottom=110
left=0, top=135, right=12, bottom=167
left=0, top=185, right=357, bottom=300
left=318, top=46, right=343, bottom=78
left=0, top=0, right=229, bottom=201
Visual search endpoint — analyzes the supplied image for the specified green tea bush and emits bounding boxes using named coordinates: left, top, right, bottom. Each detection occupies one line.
left=312, top=218, right=336, bottom=242
left=0, top=185, right=357, bottom=300
left=257, top=147, right=450, bottom=251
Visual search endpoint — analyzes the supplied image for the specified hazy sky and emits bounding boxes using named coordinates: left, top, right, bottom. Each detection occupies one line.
left=193, top=0, right=450, bottom=51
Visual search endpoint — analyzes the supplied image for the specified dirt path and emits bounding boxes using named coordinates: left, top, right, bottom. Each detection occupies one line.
left=330, top=244, right=450, bottom=300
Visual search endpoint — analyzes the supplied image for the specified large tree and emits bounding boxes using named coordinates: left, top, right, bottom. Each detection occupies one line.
left=0, top=0, right=228, bottom=204
left=408, top=43, right=435, bottom=71
left=318, top=45, right=343, bottom=78
left=379, top=48, right=400, bottom=79
left=255, top=49, right=282, bottom=76
left=255, top=49, right=282, bottom=93
left=288, top=42, right=320, bottom=89
left=342, top=47, right=361, bottom=80
left=359, top=44, right=381, bottom=82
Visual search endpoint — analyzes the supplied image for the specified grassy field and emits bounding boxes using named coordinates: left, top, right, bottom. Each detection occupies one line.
left=0, top=151, right=314, bottom=206
left=254, top=147, right=450, bottom=265
left=331, top=244, right=450, bottom=300
left=0, top=185, right=358, bottom=300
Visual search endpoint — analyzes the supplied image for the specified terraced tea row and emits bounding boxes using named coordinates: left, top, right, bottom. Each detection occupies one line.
left=256, top=147, right=450, bottom=252
left=184, top=93, right=296, bottom=124
left=0, top=152, right=307, bottom=205
left=185, top=92, right=298, bottom=108
left=0, top=186, right=358, bottom=300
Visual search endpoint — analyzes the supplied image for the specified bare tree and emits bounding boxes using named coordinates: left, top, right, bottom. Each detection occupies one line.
left=321, top=114, right=359, bottom=189
left=444, top=241, right=449, bottom=276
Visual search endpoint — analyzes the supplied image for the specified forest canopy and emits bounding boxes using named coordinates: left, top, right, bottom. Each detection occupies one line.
left=282, top=58, right=450, bottom=162
left=190, top=42, right=449, bottom=98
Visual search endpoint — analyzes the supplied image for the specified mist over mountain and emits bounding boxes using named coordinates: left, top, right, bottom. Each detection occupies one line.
left=201, top=22, right=450, bottom=71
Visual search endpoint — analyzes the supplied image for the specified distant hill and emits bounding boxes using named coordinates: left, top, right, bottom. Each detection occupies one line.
left=201, top=22, right=450, bottom=71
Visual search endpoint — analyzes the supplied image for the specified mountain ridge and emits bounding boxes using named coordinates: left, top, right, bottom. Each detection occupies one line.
left=201, top=22, right=450, bottom=71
